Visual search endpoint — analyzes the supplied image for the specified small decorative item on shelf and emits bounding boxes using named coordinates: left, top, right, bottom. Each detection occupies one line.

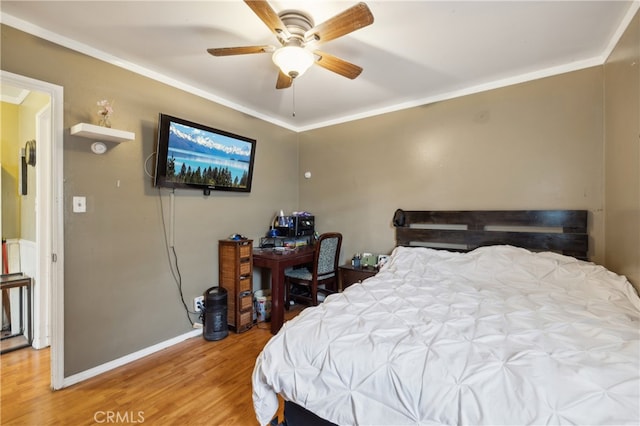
left=97, top=99, right=113, bottom=128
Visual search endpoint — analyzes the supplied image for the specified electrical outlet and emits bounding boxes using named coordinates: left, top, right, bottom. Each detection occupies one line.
left=194, top=296, right=204, bottom=313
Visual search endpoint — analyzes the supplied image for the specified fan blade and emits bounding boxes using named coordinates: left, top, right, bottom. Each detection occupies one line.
left=276, top=70, right=293, bottom=89
left=305, top=2, right=374, bottom=45
left=207, top=46, right=275, bottom=56
left=244, top=0, right=291, bottom=41
left=314, top=51, right=363, bottom=79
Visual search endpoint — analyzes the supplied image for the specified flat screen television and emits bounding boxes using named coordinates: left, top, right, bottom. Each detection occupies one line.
left=154, top=113, right=257, bottom=194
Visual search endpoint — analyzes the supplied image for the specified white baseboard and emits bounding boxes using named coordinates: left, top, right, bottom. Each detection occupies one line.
left=62, top=328, right=202, bottom=388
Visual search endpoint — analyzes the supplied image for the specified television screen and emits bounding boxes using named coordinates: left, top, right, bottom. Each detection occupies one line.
left=154, top=114, right=257, bottom=194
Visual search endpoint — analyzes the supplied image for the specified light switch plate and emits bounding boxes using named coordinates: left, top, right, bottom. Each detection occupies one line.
left=73, top=196, right=86, bottom=213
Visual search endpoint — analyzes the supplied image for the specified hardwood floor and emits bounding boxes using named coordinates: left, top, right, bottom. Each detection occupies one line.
left=1, top=308, right=303, bottom=425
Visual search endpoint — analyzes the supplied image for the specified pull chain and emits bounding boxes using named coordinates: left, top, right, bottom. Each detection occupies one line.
left=292, top=79, right=296, bottom=117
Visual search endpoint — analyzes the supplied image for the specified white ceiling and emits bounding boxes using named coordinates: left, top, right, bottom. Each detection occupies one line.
left=0, top=84, right=30, bottom=105
left=1, top=1, right=637, bottom=131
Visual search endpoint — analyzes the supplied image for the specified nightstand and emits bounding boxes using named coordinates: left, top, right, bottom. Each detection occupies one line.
left=339, top=264, right=378, bottom=290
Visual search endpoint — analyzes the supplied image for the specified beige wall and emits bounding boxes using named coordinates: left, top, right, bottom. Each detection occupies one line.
left=300, top=68, right=605, bottom=266
left=604, top=10, right=640, bottom=290
left=2, top=25, right=298, bottom=375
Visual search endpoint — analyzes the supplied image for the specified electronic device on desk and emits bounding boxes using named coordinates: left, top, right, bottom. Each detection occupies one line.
left=259, top=237, right=283, bottom=248
left=262, top=211, right=314, bottom=248
left=259, top=236, right=311, bottom=249
left=275, top=214, right=315, bottom=238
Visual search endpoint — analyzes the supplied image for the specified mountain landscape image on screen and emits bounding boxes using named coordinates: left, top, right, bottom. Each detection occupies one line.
left=166, top=122, right=252, bottom=188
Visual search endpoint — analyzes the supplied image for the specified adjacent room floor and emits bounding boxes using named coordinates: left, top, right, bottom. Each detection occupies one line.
left=1, top=305, right=305, bottom=425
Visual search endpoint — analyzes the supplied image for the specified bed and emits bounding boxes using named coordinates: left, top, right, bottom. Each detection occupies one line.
left=252, top=210, right=640, bottom=425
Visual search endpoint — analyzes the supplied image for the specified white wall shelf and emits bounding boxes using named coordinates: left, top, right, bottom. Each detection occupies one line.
left=70, top=123, right=135, bottom=143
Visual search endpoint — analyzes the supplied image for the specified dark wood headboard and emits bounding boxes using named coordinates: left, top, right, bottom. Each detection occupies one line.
left=393, top=209, right=588, bottom=260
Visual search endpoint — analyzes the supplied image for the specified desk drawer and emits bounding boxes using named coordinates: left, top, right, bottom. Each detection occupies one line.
left=239, top=243, right=252, bottom=258
left=239, top=275, right=252, bottom=293
left=339, top=266, right=378, bottom=290
left=240, top=260, right=252, bottom=276
left=237, top=310, right=253, bottom=333
left=239, top=291, right=253, bottom=311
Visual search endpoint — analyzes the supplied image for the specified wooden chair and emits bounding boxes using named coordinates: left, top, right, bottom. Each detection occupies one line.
left=284, top=232, right=342, bottom=308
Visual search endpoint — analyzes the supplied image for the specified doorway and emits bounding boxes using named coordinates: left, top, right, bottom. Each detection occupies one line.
left=0, top=70, right=64, bottom=390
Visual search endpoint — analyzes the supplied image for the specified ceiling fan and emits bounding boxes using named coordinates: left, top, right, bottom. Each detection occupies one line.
left=207, top=1, right=374, bottom=89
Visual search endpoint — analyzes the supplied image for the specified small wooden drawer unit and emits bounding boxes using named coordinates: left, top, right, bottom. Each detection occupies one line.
left=339, top=264, right=378, bottom=291
left=219, top=239, right=254, bottom=332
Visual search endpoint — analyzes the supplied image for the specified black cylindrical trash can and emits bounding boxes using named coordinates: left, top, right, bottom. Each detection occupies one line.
left=203, top=286, right=228, bottom=341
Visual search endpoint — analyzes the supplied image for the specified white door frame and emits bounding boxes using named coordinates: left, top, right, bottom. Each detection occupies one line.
left=1, top=70, right=64, bottom=390
left=33, top=103, right=52, bottom=349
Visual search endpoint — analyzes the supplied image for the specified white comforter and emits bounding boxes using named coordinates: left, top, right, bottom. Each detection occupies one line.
left=252, top=246, right=640, bottom=425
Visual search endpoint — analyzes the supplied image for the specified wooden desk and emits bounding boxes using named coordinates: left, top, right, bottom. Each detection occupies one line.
left=253, top=246, right=315, bottom=334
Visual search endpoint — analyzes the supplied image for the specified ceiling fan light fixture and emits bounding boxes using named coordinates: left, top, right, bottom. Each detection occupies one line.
left=272, top=46, right=314, bottom=78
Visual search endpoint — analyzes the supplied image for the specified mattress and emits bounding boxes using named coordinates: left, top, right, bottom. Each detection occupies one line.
left=252, top=245, right=640, bottom=425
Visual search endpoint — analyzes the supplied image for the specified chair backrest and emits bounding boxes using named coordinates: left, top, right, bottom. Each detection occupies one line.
left=314, top=233, right=342, bottom=277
